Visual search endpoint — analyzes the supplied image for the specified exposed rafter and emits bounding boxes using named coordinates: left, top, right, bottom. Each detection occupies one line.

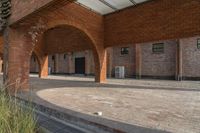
left=98, top=0, right=118, bottom=11
left=129, top=0, right=137, bottom=5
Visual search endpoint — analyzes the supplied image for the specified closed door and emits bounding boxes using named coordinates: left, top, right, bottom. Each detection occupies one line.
left=75, top=57, right=85, bottom=74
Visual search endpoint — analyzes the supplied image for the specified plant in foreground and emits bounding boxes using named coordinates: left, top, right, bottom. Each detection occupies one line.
left=0, top=88, right=38, bottom=133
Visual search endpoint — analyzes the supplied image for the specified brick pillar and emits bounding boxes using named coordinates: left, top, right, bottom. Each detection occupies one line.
left=4, top=28, right=32, bottom=92
left=95, top=49, right=107, bottom=83
left=84, top=50, right=90, bottom=75
left=107, top=48, right=113, bottom=78
left=0, top=56, right=3, bottom=73
left=55, top=54, right=59, bottom=73
left=176, top=40, right=183, bottom=81
left=85, top=50, right=90, bottom=75
left=68, top=52, right=73, bottom=74
left=135, top=44, right=142, bottom=79
left=39, top=55, right=48, bottom=78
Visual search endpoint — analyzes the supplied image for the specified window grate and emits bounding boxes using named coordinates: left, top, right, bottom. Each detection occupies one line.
left=152, top=43, right=164, bottom=53
left=197, top=39, right=200, bottom=49
left=121, top=47, right=129, bottom=55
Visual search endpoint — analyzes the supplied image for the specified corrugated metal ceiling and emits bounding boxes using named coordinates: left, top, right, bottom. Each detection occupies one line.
left=76, top=0, right=150, bottom=15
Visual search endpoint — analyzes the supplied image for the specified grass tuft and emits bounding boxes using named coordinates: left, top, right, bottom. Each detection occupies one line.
left=0, top=88, right=37, bottom=133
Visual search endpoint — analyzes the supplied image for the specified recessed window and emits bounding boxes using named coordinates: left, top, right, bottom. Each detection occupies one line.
left=121, top=47, right=129, bottom=55
left=197, top=39, right=200, bottom=49
left=52, top=55, right=55, bottom=60
left=152, top=43, right=164, bottom=53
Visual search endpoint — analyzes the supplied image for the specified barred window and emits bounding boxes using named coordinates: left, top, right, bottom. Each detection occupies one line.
left=121, top=47, right=129, bottom=55
left=152, top=43, right=164, bottom=53
left=197, top=39, right=200, bottom=49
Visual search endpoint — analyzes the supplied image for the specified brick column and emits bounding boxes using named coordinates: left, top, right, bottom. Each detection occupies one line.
left=85, top=50, right=90, bottom=75
left=0, top=56, right=3, bottom=73
left=54, top=54, right=59, bottom=73
left=95, top=49, right=107, bottom=83
left=68, top=52, right=73, bottom=74
left=39, top=55, right=48, bottom=78
left=135, top=44, right=142, bottom=79
left=176, top=40, right=183, bottom=81
left=4, top=28, right=32, bottom=92
left=107, top=48, right=113, bottom=78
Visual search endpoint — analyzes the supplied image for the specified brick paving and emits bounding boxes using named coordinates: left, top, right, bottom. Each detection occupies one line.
left=3, top=74, right=200, bottom=133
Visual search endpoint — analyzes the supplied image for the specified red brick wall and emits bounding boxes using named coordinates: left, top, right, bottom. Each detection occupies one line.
left=5, top=0, right=200, bottom=91
left=48, top=55, right=56, bottom=73
left=141, top=40, right=177, bottom=78
left=47, top=54, right=69, bottom=74
left=14, top=2, right=104, bottom=56
left=30, top=37, right=200, bottom=79
left=8, top=2, right=107, bottom=84
left=44, top=26, right=93, bottom=54
left=10, top=0, right=200, bottom=49
left=104, top=0, right=200, bottom=48
left=10, top=0, right=72, bottom=24
left=30, top=51, right=95, bottom=75
left=111, top=46, right=135, bottom=78
left=57, top=54, right=69, bottom=74
left=181, top=36, right=200, bottom=78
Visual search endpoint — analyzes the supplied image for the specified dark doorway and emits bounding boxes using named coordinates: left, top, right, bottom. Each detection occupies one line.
left=75, top=57, right=85, bottom=74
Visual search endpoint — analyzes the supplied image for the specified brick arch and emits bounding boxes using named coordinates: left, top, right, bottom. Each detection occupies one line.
left=46, top=20, right=99, bottom=52
left=5, top=18, right=106, bottom=91
left=40, top=21, right=104, bottom=81
left=44, top=25, right=94, bottom=53
left=45, top=20, right=101, bottom=66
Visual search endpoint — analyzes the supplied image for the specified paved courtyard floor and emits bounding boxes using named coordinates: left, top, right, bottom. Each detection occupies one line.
left=6, top=74, right=200, bottom=133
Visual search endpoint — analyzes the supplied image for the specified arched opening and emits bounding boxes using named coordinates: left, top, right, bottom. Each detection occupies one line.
left=5, top=22, right=106, bottom=91
left=44, top=25, right=95, bottom=78
left=32, top=24, right=102, bottom=82
left=44, top=25, right=97, bottom=79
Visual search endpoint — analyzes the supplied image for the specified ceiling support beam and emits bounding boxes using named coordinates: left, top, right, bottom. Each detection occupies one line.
left=129, top=0, right=137, bottom=5
left=98, top=0, right=118, bottom=11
